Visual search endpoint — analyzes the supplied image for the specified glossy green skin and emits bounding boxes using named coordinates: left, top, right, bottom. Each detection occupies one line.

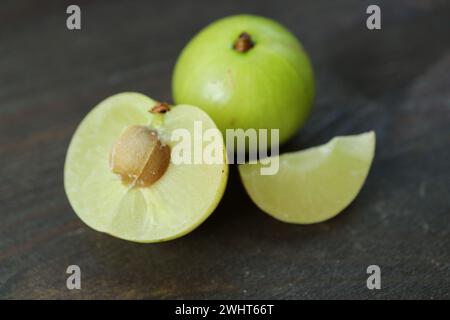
left=173, top=14, right=315, bottom=145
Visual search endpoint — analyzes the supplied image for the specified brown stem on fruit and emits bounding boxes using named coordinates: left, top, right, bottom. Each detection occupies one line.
left=233, top=32, right=254, bottom=53
left=150, top=102, right=171, bottom=114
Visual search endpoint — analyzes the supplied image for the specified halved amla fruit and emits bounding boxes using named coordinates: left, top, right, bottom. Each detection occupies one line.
left=64, top=93, right=228, bottom=242
left=238, top=132, right=375, bottom=224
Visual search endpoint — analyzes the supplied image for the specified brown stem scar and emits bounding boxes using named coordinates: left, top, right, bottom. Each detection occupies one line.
left=150, top=102, right=171, bottom=114
left=234, top=32, right=254, bottom=53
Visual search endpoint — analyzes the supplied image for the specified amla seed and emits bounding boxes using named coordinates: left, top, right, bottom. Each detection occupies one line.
left=110, top=125, right=170, bottom=187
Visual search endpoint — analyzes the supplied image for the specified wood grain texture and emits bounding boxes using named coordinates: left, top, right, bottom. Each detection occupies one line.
left=0, top=0, right=449, bottom=299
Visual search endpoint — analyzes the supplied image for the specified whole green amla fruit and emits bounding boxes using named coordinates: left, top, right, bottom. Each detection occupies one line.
left=172, top=14, right=315, bottom=145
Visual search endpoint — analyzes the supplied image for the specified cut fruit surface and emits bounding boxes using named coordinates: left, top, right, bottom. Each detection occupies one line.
left=238, top=132, right=375, bottom=224
left=64, top=93, right=228, bottom=242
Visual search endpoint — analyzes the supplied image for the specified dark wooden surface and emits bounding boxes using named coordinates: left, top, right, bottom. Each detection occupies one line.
left=1, top=0, right=449, bottom=299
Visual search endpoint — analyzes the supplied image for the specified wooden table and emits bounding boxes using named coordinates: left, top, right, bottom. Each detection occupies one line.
left=1, top=0, right=449, bottom=299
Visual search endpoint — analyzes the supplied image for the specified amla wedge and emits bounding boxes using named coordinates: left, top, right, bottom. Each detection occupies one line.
left=64, top=93, right=228, bottom=242
left=239, top=132, right=375, bottom=224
